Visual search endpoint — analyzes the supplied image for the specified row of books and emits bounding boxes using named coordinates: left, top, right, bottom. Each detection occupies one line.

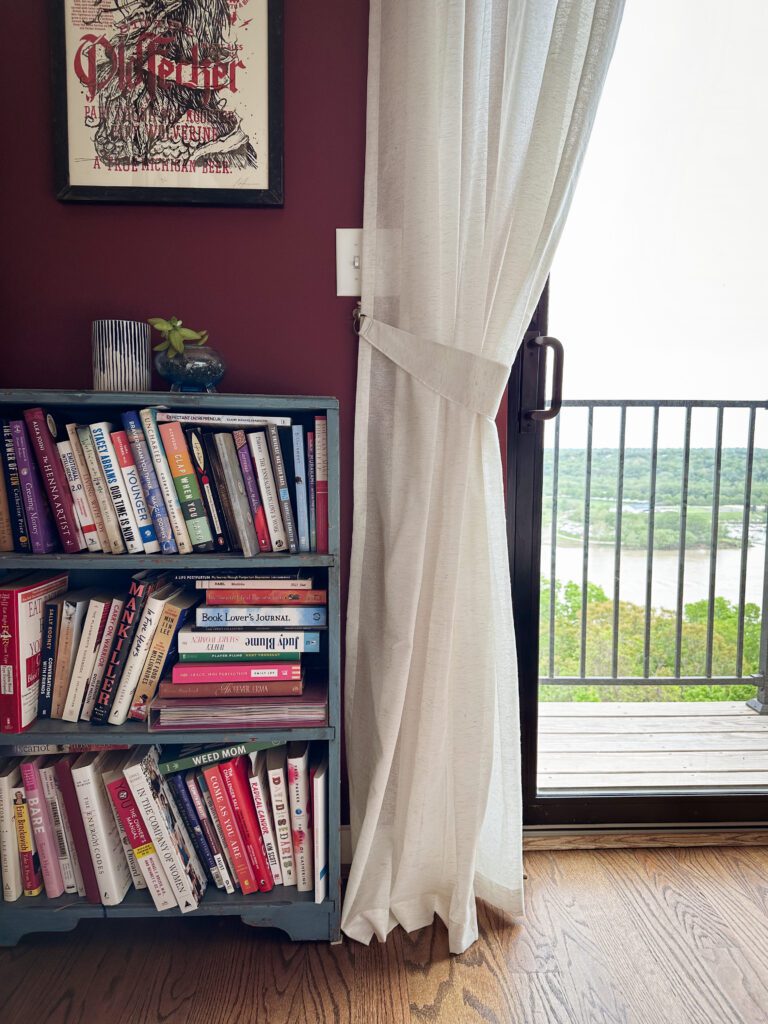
left=0, top=407, right=329, bottom=557
left=0, top=571, right=327, bottom=733
left=0, top=740, right=328, bottom=909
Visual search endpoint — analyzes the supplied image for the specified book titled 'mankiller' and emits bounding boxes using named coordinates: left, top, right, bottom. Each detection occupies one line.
left=23, top=408, right=84, bottom=553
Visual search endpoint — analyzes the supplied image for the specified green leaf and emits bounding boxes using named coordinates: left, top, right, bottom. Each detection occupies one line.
left=169, top=329, right=185, bottom=354
left=153, top=340, right=170, bottom=352
left=178, top=327, right=202, bottom=341
left=148, top=317, right=172, bottom=331
left=197, top=330, right=209, bottom=346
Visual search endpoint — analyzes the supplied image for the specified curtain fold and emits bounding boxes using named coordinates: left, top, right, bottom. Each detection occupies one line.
left=343, top=0, right=625, bottom=954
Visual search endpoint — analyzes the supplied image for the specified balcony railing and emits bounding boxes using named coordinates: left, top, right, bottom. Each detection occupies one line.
left=540, top=400, right=768, bottom=710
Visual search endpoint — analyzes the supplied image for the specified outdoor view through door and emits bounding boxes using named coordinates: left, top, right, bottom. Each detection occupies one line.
left=516, top=0, right=768, bottom=809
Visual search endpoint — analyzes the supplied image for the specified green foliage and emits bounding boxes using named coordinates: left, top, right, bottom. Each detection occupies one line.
left=539, top=578, right=760, bottom=703
left=148, top=316, right=209, bottom=356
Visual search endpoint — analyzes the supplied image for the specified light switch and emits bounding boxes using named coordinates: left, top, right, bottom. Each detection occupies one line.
left=336, top=228, right=363, bottom=296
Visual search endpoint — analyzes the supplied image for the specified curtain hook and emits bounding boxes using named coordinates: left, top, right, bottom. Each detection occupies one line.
left=352, top=302, right=365, bottom=336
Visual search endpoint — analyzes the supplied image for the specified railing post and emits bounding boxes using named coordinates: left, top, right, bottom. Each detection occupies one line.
left=747, top=496, right=768, bottom=714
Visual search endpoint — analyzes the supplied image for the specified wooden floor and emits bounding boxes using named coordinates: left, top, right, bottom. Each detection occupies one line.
left=538, top=700, right=768, bottom=791
left=2, top=846, right=768, bottom=1023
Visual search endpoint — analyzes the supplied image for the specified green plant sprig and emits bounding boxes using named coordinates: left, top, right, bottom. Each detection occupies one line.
left=148, top=316, right=209, bottom=356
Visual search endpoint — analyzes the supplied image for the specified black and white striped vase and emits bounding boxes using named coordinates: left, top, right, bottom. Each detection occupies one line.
left=92, top=320, right=151, bottom=392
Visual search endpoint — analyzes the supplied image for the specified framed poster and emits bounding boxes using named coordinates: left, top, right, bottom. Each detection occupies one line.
left=52, top=1, right=283, bottom=206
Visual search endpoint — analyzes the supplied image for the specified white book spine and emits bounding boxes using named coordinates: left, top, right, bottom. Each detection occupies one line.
left=113, top=435, right=160, bottom=554
left=287, top=745, right=313, bottom=893
left=266, top=755, right=296, bottom=886
left=139, top=408, right=193, bottom=554
left=80, top=598, right=124, bottom=721
left=194, top=578, right=312, bottom=590
left=248, top=431, right=288, bottom=551
left=55, top=441, right=89, bottom=550
left=177, top=627, right=319, bottom=655
left=106, top=778, right=176, bottom=911
left=65, top=424, right=109, bottom=552
left=89, top=423, right=144, bottom=554
left=156, top=412, right=291, bottom=428
left=72, top=757, right=132, bottom=906
left=76, top=426, right=126, bottom=554
left=39, top=763, right=81, bottom=894
left=0, top=765, right=23, bottom=901
left=108, top=589, right=178, bottom=726
left=123, top=748, right=207, bottom=913
left=62, top=600, right=109, bottom=723
left=249, top=755, right=282, bottom=885
left=312, top=757, right=328, bottom=904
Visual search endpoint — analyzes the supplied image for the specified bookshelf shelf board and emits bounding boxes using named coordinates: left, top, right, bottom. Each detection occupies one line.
left=0, top=553, right=336, bottom=570
left=0, top=388, right=339, bottom=413
left=0, top=721, right=334, bottom=746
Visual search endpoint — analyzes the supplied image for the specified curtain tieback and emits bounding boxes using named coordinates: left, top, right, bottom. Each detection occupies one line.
left=357, top=315, right=508, bottom=420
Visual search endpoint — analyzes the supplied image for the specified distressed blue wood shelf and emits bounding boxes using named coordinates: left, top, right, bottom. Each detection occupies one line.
left=0, top=390, right=341, bottom=945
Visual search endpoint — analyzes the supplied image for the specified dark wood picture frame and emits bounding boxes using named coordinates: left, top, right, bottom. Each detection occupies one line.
left=51, top=0, right=284, bottom=207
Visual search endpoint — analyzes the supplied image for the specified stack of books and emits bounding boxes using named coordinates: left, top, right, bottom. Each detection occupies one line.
left=0, top=740, right=328, bottom=908
left=0, top=407, right=329, bottom=557
left=148, top=575, right=328, bottom=731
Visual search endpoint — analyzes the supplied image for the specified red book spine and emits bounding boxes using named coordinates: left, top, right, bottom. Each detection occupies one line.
left=54, top=757, right=101, bottom=904
left=202, top=764, right=257, bottom=894
left=0, top=587, right=20, bottom=733
left=159, top=679, right=303, bottom=698
left=314, top=416, right=328, bottom=554
left=23, top=409, right=83, bottom=553
left=171, top=663, right=302, bottom=684
left=222, top=757, right=273, bottom=892
left=205, top=589, right=327, bottom=606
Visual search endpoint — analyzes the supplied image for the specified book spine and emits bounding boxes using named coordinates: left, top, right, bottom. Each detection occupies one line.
left=37, top=601, right=60, bottom=719
left=0, top=586, right=22, bottom=733
left=139, top=408, right=193, bottom=554
left=91, top=577, right=151, bottom=725
left=127, top=603, right=185, bottom=722
left=62, top=601, right=111, bottom=723
left=104, top=790, right=146, bottom=892
left=307, top=431, right=317, bottom=552
left=312, top=757, right=328, bottom=904
left=1, top=421, right=31, bottom=552
left=23, top=408, right=83, bottom=553
left=158, top=740, right=272, bottom=776
left=57, top=440, right=101, bottom=552
left=196, top=606, right=326, bottom=628
left=159, top=422, right=214, bottom=552
left=54, top=758, right=101, bottom=904
left=111, top=430, right=160, bottom=553
left=167, top=773, right=221, bottom=887
left=185, top=771, right=232, bottom=892
left=267, top=424, right=298, bottom=553
left=314, top=417, right=329, bottom=554
left=72, top=760, right=132, bottom=905
left=123, top=750, right=206, bottom=912
left=76, top=426, right=126, bottom=554
left=178, top=629, right=320, bottom=655
left=177, top=650, right=302, bottom=663
left=171, top=663, right=301, bottom=684
left=21, top=761, right=65, bottom=896
left=185, top=427, right=230, bottom=551
left=196, top=771, right=238, bottom=890
left=90, top=423, right=143, bottom=554
left=0, top=439, right=15, bottom=551
left=158, top=679, right=303, bottom=698
left=249, top=763, right=282, bottom=885
left=292, top=426, right=311, bottom=552
left=214, top=433, right=259, bottom=557
left=106, top=777, right=176, bottom=911
left=0, top=768, right=23, bottom=900
left=121, top=411, right=177, bottom=554
left=66, top=424, right=111, bottom=552
left=156, top=412, right=291, bottom=428
left=200, top=432, right=241, bottom=551
left=12, top=786, right=43, bottom=895
left=193, top=578, right=313, bottom=590
left=39, top=764, right=82, bottom=895
left=80, top=599, right=123, bottom=721
left=204, top=588, right=326, bottom=605
left=266, top=759, right=296, bottom=885
left=11, top=420, right=58, bottom=553
left=247, top=431, right=288, bottom=552
left=222, top=758, right=273, bottom=892
left=202, top=764, right=257, bottom=894
left=108, top=590, right=174, bottom=726
left=287, top=746, right=314, bottom=892
left=234, top=430, right=271, bottom=552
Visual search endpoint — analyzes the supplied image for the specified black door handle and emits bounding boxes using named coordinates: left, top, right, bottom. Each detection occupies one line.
left=524, top=335, right=564, bottom=421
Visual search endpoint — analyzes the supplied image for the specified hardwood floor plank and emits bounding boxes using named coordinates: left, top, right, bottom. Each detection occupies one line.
left=539, top=771, right=768, bottom=788
left=540, top=716, right=768, bottom=733
left=539, top=701, right=756, bottom=717
left=539, top=731, right=768, bottom=752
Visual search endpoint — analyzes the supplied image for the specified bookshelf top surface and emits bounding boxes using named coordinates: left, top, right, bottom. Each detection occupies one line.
left=0, top=389, right=339, bottom=412
left=0, top=720, right=335, bottom=746
left=0, top=552, right=336, bottom=570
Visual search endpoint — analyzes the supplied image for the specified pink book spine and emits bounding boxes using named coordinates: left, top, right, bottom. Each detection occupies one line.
left=23, top=408, right=83, bottom=553
left=171, top=663, right=301, bottom=684
left=20, top=760, right=65, bottom=897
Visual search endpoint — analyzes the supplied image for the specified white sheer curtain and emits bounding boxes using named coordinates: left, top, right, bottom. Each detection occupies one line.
left=343, top=0, right=624, bottom=954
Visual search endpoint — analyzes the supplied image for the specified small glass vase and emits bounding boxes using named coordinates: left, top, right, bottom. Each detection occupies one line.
left=155, top=346, right=226, bottom=392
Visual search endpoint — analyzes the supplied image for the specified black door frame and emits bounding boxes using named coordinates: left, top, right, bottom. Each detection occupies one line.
left=507, top=286, right=768, bottom=827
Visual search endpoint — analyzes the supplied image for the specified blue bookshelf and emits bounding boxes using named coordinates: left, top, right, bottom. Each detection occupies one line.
left=0, top=390, right=341, bottom=945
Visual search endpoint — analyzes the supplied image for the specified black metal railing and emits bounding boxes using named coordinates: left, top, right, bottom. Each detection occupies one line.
left=540, top=400, right=768, bottom=704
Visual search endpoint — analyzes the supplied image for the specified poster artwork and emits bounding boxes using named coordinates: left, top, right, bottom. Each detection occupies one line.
left=64, top=0, right=269, bottom=191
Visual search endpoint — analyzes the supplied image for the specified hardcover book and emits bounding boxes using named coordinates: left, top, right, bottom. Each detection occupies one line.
left=184, top=770, right=233, bottom=892
left=148, top=681, right=327, bottom=731
left=314, top=416, right=329, bottom=554
left=286, top=742, right=314, bottom=893
left=195, top=606, right=327, bottom=629
left=265, top=746, right=296, bottom=886
left=57, top=439, right=102, bottom=552
left=76, top=425, right=126, bottom=555
left=291, top=425, right=311, bottom=553
left=233, top=429, right=271, bottom=552
left=267, top=424, right=298, bottom=553
left=158, top=422, right=214, bottom=552
left=50, top=588, right=102, bottom=720
left=204, top=588, right=326, bottom=605
left=101, top=755, right=147, bottom=893
left=79, top=597, right=125, bottom=722
left=184, top=426, right=230, bottom=551
left=139, top=408, right=193, bottom=554
left=191, top=576, right=313, bottom=591
left=89, top=422, right=144, bottom=554
left=177, top=625, right=321, bottom=655
left=37, top=596, right=66, bottom=719
left=248, top=431, right=288, bottom=552
left=221, top=756, right=273, bottom=892
left=307, top=430, right=317, bottom=552
left=311, top=752, right=328, bottom=904
left=171, top=662, right=303, bottom=684
left=54, top=756, right=101, bottom=904
left=65, top=423, right=111, bottom=552
left=0, top=444, right=15, bottom=551
left=248, top=751, right=283, bottom=885
left=121, top=411, right=177, bottom=554
left=200, top=431, right=242, bottom=551
left=158, top=740, right=273, bottom=776
left=38, top=758, right=84, bottom=896
left=156, top=411, right=291, bottom=429
left=20, top=756, right=65, bottom=897
left=111, top=429, right=160, bottom=553
left=23, top=408, right=84, bottom=553
left=213, top=432, right=259, bottom=557
left=0, top=760, right=23, bottom=900
left=201, top=763, right=256, bottom=894
left=62, top=595, right=114, bottom=723
left=12, top=784, right=43, bottom=896
left=167, top=772, right=221, bottom=888
left=0, top=572, right=69, bottom=733
left=196, top=770, right=239, bottom=889
left=157, top=679, right=304, bottom=699
left=1, top=420, right=31, bottom=552
left=128, top=589, right=199, bottom=722
left=11, top=419, right=58, bottom=553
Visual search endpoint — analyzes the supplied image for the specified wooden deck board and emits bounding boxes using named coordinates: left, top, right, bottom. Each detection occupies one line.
left=538, top=702, right=768, bottom=792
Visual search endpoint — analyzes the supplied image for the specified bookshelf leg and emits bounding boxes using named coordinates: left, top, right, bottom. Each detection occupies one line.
left=0, top=913, right=89, bottom=947
left=240, top=906, right=334, bottom=942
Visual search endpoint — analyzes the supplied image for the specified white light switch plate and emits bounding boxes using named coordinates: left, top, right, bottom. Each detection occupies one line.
left=336, top=228, right=362, bottom=296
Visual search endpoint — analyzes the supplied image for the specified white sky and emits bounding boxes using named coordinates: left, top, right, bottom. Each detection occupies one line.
left=548, top=0, right=768, bottom=435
